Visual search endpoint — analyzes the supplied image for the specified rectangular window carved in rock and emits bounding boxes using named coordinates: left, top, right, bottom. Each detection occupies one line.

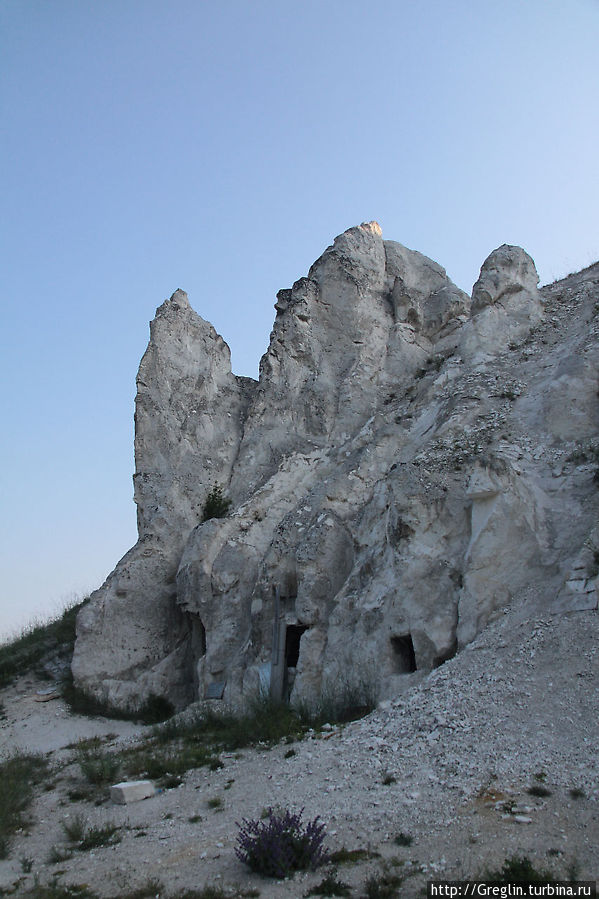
left=390, top=634, right=417, bottom=673
left=285, top=624, right=308, bottom=669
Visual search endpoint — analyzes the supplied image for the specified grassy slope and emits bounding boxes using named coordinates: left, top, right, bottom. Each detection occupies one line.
left=0, top=600, right=88, bottom=690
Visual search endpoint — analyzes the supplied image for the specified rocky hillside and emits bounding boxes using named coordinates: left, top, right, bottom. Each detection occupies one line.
left=72, top=223, right=599, bottom=713
left=1, top=600, right=597, bottom=896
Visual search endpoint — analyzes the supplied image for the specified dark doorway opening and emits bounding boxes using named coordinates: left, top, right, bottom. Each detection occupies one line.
left=285, top=624, right=308, bottom=668
left=185, top=613, right=207, bottom=702
left=390, top=634, right=417, bottom=673
left=191, top=616, right=207, bottom=659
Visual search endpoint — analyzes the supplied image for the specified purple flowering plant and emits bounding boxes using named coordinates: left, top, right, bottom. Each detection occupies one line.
left=235, top=807, right=329, bottom=878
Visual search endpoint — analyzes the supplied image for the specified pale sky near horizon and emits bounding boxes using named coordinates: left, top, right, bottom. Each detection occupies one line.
left=1, top=0, right=598, bottom=640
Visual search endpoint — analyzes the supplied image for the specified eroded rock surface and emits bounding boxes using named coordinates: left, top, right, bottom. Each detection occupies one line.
left=72, top=224, right=599, bottom=710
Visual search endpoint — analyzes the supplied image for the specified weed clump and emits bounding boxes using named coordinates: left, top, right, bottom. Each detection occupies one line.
left=62, top=814, right=120, bottom=851
left=235, top=808, right=328, bottom=878
left=363, top=870, right=403, bottom=898
left=485, top=855, right=557, bottom=882
left=0, top=752, right=49, bottom=858
left=306, top=874, right=352, bottom=896
left=62, top=814, right=87, bottom=843
left=76, top=741, right=120, bottom=786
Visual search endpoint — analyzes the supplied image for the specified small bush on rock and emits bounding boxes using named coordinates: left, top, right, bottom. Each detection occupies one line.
left=202, top=485, right=232, bottom=522
left=235, top=807, right=328, bottom=878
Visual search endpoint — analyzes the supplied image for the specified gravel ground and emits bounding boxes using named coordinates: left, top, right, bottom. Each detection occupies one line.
left=1, top=603, right=597, bottom=898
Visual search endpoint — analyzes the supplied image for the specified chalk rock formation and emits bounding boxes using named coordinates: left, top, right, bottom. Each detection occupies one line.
left=72, top=224, right=599, bottom=711
left=460, top=244, right=543, bottom=364
left=72, top=290, right=251, bottom=707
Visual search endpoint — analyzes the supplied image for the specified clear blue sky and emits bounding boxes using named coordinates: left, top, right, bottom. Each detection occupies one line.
left=1, top=0, right=598, bottom=639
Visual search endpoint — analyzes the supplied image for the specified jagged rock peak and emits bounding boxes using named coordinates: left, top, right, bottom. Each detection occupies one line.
left=168, top=287, right=190, bottom=305
left=460, top=244, right=542, bottom=364
left=472, top=245, right=539, bottom=313
left=326, top=219, right=383, bottom=245
left=360, top=220, right=383, bottom=236
left=154, top=287, right=192, bottom=316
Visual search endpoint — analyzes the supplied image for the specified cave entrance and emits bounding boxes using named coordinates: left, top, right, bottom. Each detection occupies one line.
left=390, top=634, right=417, bottom=673
left=285, top=624, right=307, bottom=669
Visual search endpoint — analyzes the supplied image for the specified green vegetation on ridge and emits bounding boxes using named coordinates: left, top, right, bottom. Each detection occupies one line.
left=0, top=599, right=88, bottom=689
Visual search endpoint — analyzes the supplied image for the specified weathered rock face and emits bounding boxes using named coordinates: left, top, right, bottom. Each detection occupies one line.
left=72, top=224, right=599, bottom=711
left=460, top=244, right=543, bottom=364
left=72, top=290, right=253, bottom=708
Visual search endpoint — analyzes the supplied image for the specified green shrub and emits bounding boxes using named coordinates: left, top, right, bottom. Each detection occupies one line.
left=363, top=871, right=403, bottom=898
left=202, top=485, right=232, bottom=522
left=393, top=832, right=413, bottom=846
left=306, top=874, right=352, bottom=896
left=76, top=745, right=120, bottom=786
left=485, top=855, right=556, bottom=882
left=62, top=814, right=86, bottom=843
left=62, top=814, right=120, bottom=851
left=77, top=822, right=120, bottom=851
